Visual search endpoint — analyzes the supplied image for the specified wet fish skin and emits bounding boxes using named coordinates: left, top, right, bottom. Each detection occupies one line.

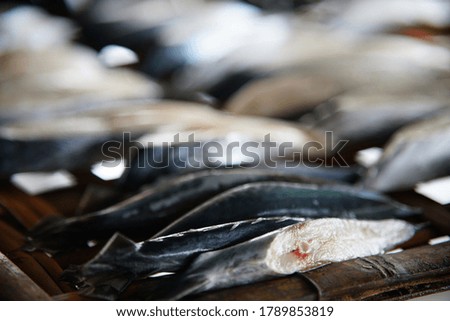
left=154, top=181, right=420, bottom=237
left=65, top=217, right=306, bottom=293
left=25, top=169, right=322, bottom=253
left=364, top=114, right=450, bottom=192
left=150, top=218, right=416, bottom=300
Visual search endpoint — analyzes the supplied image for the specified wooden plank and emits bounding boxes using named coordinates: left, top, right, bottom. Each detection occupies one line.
left=0, top=219, right=64, bottom=296
left=0, top=251, right=51, bottom=300
left=31, top=251, right=74, bottom=293
left=0, top=188, right=61, bottom=230
left=302, top=242, right=450, bottom=300
left=190, top=276, right=318, bottom=301
left=389, top=191, right=450, bottom=234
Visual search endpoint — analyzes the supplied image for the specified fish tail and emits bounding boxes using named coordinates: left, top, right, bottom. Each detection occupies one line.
left=80, top=233, right=138, bottom=280
left=59, top=264, right=86, bottom=288
left=59, top=263, right=133, bottom=300
left=79, top=276, right=133, bottom=300
left=68, top=233, right=150, bottom=299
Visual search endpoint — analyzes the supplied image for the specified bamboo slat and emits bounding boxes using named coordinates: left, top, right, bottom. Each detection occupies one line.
left=0, top=251, right=51, bottom=300
left=302, top=242, right=450, bottom=300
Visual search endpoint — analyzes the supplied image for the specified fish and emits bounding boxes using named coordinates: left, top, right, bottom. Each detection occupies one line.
left=74, top=0, right=286, bottom=82
left=223, top=50, right=449, bottom=118
left=118, top=115, right=326, bottom=188
left=268, top=164, right=363, bottom=184
left=25, top=169, right=324, bottom=253
left=1, top=92, right=325, bottom=175
left=63, top=216, right=306, bottom=298
left=69, top=0, right=209, bottom=49
left=182, top=20, right=450, bottom=101
left=0, top=5, right=161, bottom=124
left=300, top=89, right=450, bottom=147
left=154, top=181, right=420, bottom=237
left=148, top=218, right=416, bottom=300
left=363, top=114, right=450, bottom=192
left=307, top=0, right=450, bottom=33
left=119, top=146, right=362, bottom=190
left=0, top=6, right=75, bottom=52
left=0, top=45, right=161, bottom=122
left=0, top=99, right=221, bottom=175
left=118, top=126, right=340, bottom=191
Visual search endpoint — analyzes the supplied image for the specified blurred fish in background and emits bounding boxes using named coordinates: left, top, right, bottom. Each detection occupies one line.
left=1, top=0, right=449, bottom=188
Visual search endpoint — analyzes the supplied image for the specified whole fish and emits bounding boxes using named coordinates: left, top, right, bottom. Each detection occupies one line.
left=300, top=89, right=450, bottom=146
left=119, top=147, right=362, bottom=190
left=63, top=216, right=306, bottom=298
left=154, top=181, right=420, bottom=237
left=1, top=97, right=324, bottom=175
left=364, top=114, right=450, bottom=192
left=0, top=99, right=221, bottom=175
left=25, top=169, right=322, bottom=253
left=118, top=115, right=326, bottom=188
left=149, top=218, right=416, bottom=300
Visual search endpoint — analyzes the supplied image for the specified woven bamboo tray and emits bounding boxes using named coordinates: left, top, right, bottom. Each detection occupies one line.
left=0, top=172, right=449, bottom=301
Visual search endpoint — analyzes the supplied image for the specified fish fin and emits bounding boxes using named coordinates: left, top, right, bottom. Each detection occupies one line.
left=60, top=264, right=132, bottom=301
left=60, top=265, right=86, bottom=288
left=80, top=233, right=138, bottom=280
left=96, top=233, right=137, bottom=257
left=69, top=234, right=141, bottom=298
left=79, top=277, right=133, bottom=300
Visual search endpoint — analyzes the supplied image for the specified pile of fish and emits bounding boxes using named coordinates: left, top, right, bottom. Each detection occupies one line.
left=1, top=0, right=449, bottom=300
